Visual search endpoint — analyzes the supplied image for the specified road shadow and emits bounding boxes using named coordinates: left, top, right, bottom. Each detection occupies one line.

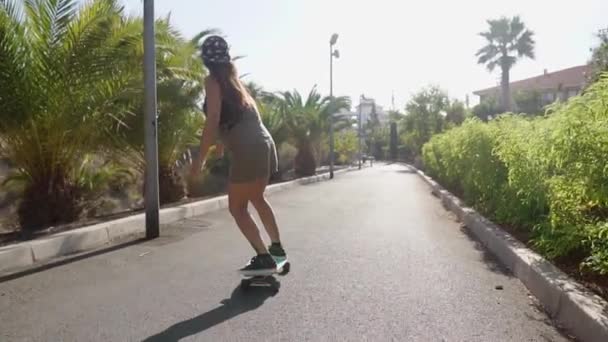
left=142, top=280, right=279, bottom=342
left=525, top=303, right=579, bottom=341
left=375, top=163, right=416, bottom=174
left=459, top=225, right=514, bottom=277
left=386, top=163, right=417, bottom=174
left=0, top=219, right=215, bottom=283
left=395, top=168, right=416, bottom=174
left=0, top=237, right=147, bottom=283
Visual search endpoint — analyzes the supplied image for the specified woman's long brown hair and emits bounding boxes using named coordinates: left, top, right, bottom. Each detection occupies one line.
left=206, top=62, right=255, bottom=111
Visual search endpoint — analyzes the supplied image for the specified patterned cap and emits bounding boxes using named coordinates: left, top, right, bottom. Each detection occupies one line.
left=201, top=35, right=231, bottom=64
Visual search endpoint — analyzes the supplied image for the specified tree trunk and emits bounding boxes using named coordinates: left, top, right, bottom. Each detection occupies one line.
left=390, top=122, right=398, bottom=161
left=501, top=65, right=511, bottom=112
left=295, top=140, right=316, bottom=177
left=158, top=165, right=186, bottom=205
left=18, top=173, right=84, bottom=231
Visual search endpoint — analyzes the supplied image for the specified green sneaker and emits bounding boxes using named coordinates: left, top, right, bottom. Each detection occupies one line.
left=268, top=242, right=286, bottom=258
left=239, top=254, right=277, bottom=276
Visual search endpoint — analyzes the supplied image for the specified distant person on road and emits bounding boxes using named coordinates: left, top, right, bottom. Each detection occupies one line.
left=190, top=35, right=286, bottom=275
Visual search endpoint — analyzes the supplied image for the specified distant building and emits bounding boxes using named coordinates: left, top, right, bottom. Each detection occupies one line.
left=335, top=96, right=391, bottom=129
left=473, top=65, right=590, bottom=106
left=354, top=96, right=388, bottom=126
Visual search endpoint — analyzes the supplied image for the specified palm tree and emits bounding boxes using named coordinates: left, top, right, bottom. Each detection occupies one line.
left=243, top=80, right=278, bottom=105
left=243, top=81, right=264, bottom=102
left=241, top=81, right=287, bottom=146
left=258, top=101, right=288, bottom=148
left=476, top=16, right=535, bottom=112
left=276, top=87, right=350, bottom=176
left=0, top=0, right=141, bottom=230
left=115, top=20, right=209, bottom=204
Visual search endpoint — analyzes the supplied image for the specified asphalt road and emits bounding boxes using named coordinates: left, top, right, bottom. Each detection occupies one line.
left=0, top=164, right=570, bottom=341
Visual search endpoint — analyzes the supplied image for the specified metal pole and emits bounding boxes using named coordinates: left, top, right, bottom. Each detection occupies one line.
left=143, top=0, right=159, bottom=239
left=329, top=42, right=335, bottom=179
left=358, top=95, right=362, bottom=170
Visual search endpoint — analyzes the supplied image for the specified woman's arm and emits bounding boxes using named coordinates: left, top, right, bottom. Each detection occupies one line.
left=190, top=77, right=221, bottom=178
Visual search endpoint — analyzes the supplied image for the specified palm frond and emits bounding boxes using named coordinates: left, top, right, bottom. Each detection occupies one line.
left=479, top=31, right=494, bottom=43
left=23, top=0, right=78, bottom=88
left=509, top=16, right=525, bottom=40
left=477, top=15, right=535, bottom=71
left=514, top=29, right=535, bottom=59
left=0, top=0, right=145, bottom=189
left=113, top=18, right=206, bottom=175
left=486, top=60, right=498, bottom=72
left=476, top=44, right=498, bottom=64
left=24, top=0, right=76, bottom=46
left=0, top=0, right=32, bottom=125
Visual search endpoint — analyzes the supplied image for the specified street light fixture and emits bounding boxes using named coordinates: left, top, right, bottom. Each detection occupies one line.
left=330, top=33, right=339, bottom=45
left=329, top=33, right=339, bottom=179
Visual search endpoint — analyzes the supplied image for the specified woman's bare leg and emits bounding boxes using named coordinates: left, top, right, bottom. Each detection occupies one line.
left=228, top=181, right=267, bottom=254
left=249, top=177, right=281, bottom=244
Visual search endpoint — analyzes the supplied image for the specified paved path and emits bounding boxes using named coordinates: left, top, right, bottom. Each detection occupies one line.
left=0, top=164, right=570, bottom=341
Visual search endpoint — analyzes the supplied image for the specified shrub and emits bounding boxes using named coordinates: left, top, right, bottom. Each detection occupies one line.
left=186, top=149, right=229, bottom=198
left=335, top=131, right=358, bottom=165
left=276, top=143, right=297, bottom=180
left=423, top=119, right=507, bottom=214
left=0, top=0, right=142, bottom=231
left=422, top=74, right=608, bottom=274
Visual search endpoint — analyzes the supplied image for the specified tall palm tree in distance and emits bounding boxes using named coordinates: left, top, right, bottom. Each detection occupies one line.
left=476, top=16, right=535, bottom=112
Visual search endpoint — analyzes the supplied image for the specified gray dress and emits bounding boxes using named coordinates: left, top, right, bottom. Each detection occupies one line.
left=205, top=99, right=278, bottom=183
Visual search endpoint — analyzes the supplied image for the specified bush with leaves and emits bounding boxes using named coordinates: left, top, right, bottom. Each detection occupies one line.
left=0, top=0, right=141, bottom=230
left=588, top=29, right=608, bottom=84
left=399, top=86, right=449, bottom=157
left=537, top=77, right=608, bottom=270
left=114, top=20, right=210, bottom=205
left=422, top=118, right=507, bottom=214
left=491, top=116, right=549, bottom=228
left=187, top=146, right=229, bottom=198
left=422, top=74, right=608, bottom=274
left=335, top=130, right=358, bottom=165
left=275, top=87, right=350, bottom=176
left=472, top=97, right=502, bottom=121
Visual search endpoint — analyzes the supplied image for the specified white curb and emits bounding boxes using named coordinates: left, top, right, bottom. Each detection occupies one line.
left=0, top=167, right=353, bottom=276
left=0, top=244, right=33, bottom=271
left=413, top=165, right=608, bottom=342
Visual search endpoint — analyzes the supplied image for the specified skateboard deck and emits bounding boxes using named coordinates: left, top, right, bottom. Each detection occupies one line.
left=239, top=256, right=290, bottom=292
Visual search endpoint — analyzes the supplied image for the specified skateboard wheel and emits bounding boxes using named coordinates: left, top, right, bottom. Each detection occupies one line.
left=279, top=262, right=291, bottom=275
left=240, top=279, right=251, bottom=291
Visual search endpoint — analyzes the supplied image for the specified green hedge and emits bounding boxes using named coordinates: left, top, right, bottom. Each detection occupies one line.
left=422, top=75, right=608, bottom=274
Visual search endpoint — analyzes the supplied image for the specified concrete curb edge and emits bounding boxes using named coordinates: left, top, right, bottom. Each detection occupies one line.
left=412, top=165, right=608, bottom=342
left=0, top=167, right=353, bottom=276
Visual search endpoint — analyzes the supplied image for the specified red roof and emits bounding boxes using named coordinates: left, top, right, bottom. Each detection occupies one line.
left=473, top=65, right=591, bottom=96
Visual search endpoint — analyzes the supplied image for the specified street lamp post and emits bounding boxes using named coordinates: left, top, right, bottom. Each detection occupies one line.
left=358, top=95, right=363, bottom=170
left=143, top=0, right=159, bottom=239
left=329, top=33, right=339, bottom=179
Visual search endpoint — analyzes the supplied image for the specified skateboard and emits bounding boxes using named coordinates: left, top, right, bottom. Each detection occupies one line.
left=239, top=257, right=290, bottom=292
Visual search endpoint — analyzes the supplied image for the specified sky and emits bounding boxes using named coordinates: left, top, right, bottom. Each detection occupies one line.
left=120, top=0, right=608, bottom=110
